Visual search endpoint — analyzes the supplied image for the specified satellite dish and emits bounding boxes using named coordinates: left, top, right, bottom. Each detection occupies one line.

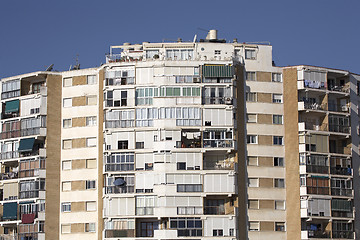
left=45, top=64, right=54, bottom=71
left=113, top=178, right=126, bottom=186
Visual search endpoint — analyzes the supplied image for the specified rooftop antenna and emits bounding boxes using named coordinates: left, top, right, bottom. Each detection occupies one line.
left=45, top=64, right=54, bottom=71
left=69, top=54, right=80, bottom=71
left=193, top=34, right=197, bottom=43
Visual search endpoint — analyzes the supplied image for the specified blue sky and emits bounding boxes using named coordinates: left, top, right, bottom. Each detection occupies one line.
left=0, top=0, right=359, bottom=78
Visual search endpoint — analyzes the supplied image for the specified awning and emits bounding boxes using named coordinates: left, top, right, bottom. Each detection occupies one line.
left=22, top=213, right=35, bottom=224
left=3, top=202, right=18, bottom=220
left=4, top=100, right=20, bottom=114
left=18, top=138, right=35, bottom=152
left=202, top=65, right=233, bottom=78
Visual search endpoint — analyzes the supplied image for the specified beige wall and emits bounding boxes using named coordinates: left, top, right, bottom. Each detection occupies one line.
left=283, top=68, right=301, bottom=240
left=45, top=74, right=62, bottom=239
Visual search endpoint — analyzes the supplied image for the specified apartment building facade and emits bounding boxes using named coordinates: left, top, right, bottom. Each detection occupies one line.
left=0, top=30, right=358, bottom=240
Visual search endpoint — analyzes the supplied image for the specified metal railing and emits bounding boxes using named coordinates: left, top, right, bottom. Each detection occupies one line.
left=204, top=206, right=225, bottom=215
left=331, top=188, right=353, bottom=197
left=0, top=151, right=19, bottom=160
left=203, top=140, right=233, bottom=148
left=307, top=230, right=330, bottom=238
left=306, top=165, right=329, bottom=174
left=330, top=167, right=352, bottom=176
left=332, top=231, right=353, bottom=239
left=328, top=125, right=350, bottom=134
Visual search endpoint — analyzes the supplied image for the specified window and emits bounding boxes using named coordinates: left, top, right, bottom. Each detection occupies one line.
left=136, top=196, right=156, bottom=215
left=177, top=162, right=186, bottom=170
left=273, top=115, right=283, bottom=124
left=275, top=222, right=285, bottom=231
left=274, top=157, right=284, bottom=167
left=63, top=98, right=72, bottom=107
left=177, top=184, right=202, bottom=192
left=248, top=178, right=259, bottom=187
left=62, top=160, right=72, bottom=170
left=213, top=229, right=223, bottom=236
left=61, top=202, right=71, bottom=212
left=246, top=92, right=257, bottom=102
left=136, top=142, right=144, bottom=149
left=63, top=119, right=72, bottom=128
left=86, top=180, right=96, bottom=189
left=2, top=79, right=20, bottom=99
left=249, top=222, right=259, bottom=231
left=86, top=96, right=97, bottom=106
left=118, top=140, right=128, bottom=149
left=272, top=94, right=283, bottom=103
left=63, top=140, right=72, bottom=149
left=61, top=224, right=71, bottom=234
left=272, top=73, right=282, bottom=82
left=146, top=50, right=159, bottom=59
left=86, top=137, right=96, bottom=147
left=248, top=156, right=258, bottom=166
left=247, top=135, right=258, bottom=144
left=86, top=159, right=97, bottom=169
left=248, top=200, right=259, bottom=209
left=105, top=152, right=135, bottom=172
left=63, top=77, right=72, bottom=87
left=275, top=200, right=285, bottom=210
left=87, top=75, right=97, bottom=85
left=214, top=50, right=221, bottom=55
left=166, top=49, right=194, bottom=60
left=229, top=229, right=234, bottom=236
left=85, top=223, right=96, bottom=232
left=245, top=49, right=256, bottom=60
left=273, top=136, right=284, bottom=145
left=169, top=217, right=202, bottom=237
left=121, top=91, right=127, bottom=106
left=86, top=116, right=97, bottom=126
left=86, top=201, right=96, bottom=211
left=246, top=72, right=256, bottom=81
left=32, top=82, right=42, bottom=94
left=274, top=179, right=285, bottom=188
left=62, top=182, right=71, bottom=191
left=247, top=114, right=257, bottom=123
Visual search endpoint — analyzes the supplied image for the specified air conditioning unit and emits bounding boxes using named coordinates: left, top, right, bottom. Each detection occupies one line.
left=341, top=106, right=348, bottom=112
left=193, top=77, right=200, bottom=83
left=225, top=98, right=233, bottom=104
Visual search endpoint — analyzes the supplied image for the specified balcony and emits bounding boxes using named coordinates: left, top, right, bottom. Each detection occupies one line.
left=330, top=167, right=352, bottom=176
left=1, top=130, right=20, bottom=140
left=105, top=186, right=134, bottom=194
left=204, top=206, right=225, bottom=215
left=332, top=231, right=353, bottom=239
left=106, top=54, right=142, bottom=63
left=203, top=140, right=233, bottom=148
left=328, top=103, right=349, bottom=113
left=331, top=188, right=352, bottom=197
left=0, top=151, right=19, bottom=160
left=306, top=165, right=329, bottom=174
left=104, top=229, right=135, bottom=238
left=329, top=125, right=350, bottom=134
left=307, top=230, right=331, bottom=238
left=306, top=187, right=329, bottom=195
left=332, top=211, right=353, bottom=218
left=0, top=234, right=17, bottom=240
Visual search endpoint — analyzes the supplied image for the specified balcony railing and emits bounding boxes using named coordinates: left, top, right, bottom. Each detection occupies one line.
left=104, top=164, right=134, bottom=172
left=307, top=186, right=329, bottom=195
left=0, top=234, right=17, bottom=240
left=331, top=188, right=353, bottom=197
left=332, top=231, right=353, bottom=239
left=328, top=125, right=350, bottom=134
left=0, top=172, right=18, bottom=180
left=306, top=165, right=329, bottom=174
left=204, top=206, right=225, bottom=215
left=0, top=151, right=19, bottom=160
left=105, top=230, right=135, bottom=238
left=330, top=167, right=352, bottom=176
left=328, top=85, right=350, bottom=93
left=332, top=211, right=353, bottom=218
left=135, top=207, right=154, bottom=215
left=203, top=140, right=233, bottom=148
left=308, top=230, right=331, bottom=238
left=328, top=104, right=349, bottom=112
left=303, top=102, right=327, bottom=111
left=1, top=130, right=20, bottom=140
left=177, top=207, right=203, bottom=215
left=20, top=127, right=40, bottom=137
left=304, top=122, right=328, bottom=131
left=105, top=186, right=134, bottom=194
